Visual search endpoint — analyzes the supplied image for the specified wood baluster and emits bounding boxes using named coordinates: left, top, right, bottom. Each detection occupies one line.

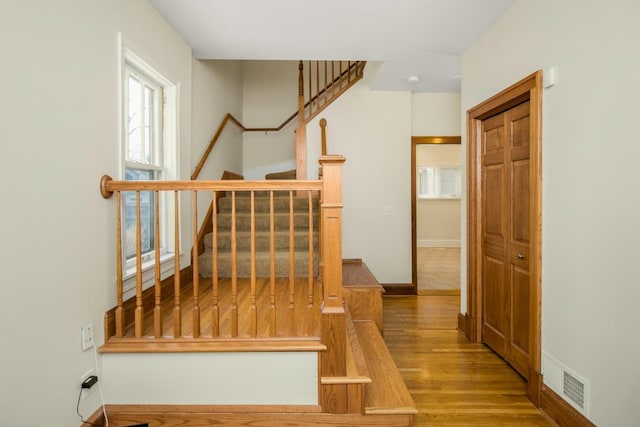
left=320, top=118, right=327, bottom=156
left=173, top=191, right=181, bottom=338
left=231, top=191, right=238, bottom=337
left=192, top=191, right=200, bottom=338
left=348, top=61, right=352, bottom=83
left=324, top=61, right=328, bottom=107
left=331, top=61, right=336, bottom=99
left=339, top=61, right=344, bottom=90
left=134, top=191, right=143, bottom=338
left=308, top=60, right=312, bottom=116
left=115, top=192, right=124, bottom=338
left=153, top=190, right=162, bottom=338
left=316, top=61, right=320, bottom=111
left=307, top=191, right=315, bottom=337
left=249, top=191, right=257, bottom=337
left=288, top=190, right=296, bottom=336
left=211, top=191, right=219, bottom=337
left=269, top=190, right=276, bottom=336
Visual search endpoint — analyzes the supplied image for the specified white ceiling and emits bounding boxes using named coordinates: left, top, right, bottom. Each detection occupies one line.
left=149, top=0, right=515, bottom=92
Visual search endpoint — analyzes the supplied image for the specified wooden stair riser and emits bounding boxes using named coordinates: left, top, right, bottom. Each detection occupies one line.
left=205, top=231, right=318, bottom=252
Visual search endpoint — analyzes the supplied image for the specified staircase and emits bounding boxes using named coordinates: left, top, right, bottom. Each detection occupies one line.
left=198, top=178, right=320, bottom=279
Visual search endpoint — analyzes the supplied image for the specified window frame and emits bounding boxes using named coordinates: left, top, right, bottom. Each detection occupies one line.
left=119, top=37, right=180, bottom=294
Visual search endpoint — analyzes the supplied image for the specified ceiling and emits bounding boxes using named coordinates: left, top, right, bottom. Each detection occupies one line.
left=149, top=0, right=515, bottom=93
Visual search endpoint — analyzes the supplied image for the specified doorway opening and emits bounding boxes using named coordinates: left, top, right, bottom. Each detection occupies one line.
left=411, top=136, right=462, bottom=296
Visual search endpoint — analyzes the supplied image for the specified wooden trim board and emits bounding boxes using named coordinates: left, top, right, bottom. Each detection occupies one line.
left=381, top=283, right=415, bottom=295
left=541, top=385, right=596, bottom=427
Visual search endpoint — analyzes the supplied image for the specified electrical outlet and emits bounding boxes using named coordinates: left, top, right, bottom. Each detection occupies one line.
left=81, top=323, right=94, bottom=351
left=80, top=369, right=95, bottom=400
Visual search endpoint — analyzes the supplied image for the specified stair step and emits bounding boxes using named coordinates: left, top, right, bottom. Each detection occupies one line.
left=218, top=195, right=319, bottom=214
left=353, top=321, right=418, bottom=416
left=205, top=230, right=318, bottom=252
left=216, top=212, right=318, bottom=232
left=198, top=249, right=319, bottom=278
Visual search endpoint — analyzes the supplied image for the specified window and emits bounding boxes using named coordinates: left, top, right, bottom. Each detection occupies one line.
left=417, top=166, right=461, bottom=199
left=121, top=44, right=178, bottom=283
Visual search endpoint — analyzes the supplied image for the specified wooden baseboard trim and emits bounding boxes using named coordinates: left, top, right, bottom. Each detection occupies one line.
left=100, top=404, right=414, bottom=427
left=457, top=312, right=471, bottom=339
left=540, top=385, right=596, bottom=427
left=382, top=283, right=415, bottom=295
left=418, top=289, right=460, bottom=296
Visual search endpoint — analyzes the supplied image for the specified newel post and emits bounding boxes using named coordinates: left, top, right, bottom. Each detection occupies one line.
left=295, top=61, right=307, bottom=180
left=319, top=155, right=347, bottom=412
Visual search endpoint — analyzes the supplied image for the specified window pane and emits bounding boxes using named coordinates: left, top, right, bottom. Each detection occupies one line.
left=439, top=167, right=459, bottom=197
left=144, top=85, right=152, bottom=164
left=127, top=76, right=142, bottom=163
left=124, top=168, right=155, bottom=259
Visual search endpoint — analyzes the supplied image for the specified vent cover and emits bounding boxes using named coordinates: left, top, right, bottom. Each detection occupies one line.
left=542, top=352, right=590, bottom=417
left=563, top=371, right=585, bottom=409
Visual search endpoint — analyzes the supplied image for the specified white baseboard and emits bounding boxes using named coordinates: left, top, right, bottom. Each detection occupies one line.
left=417, top=239, right=460, bottom=248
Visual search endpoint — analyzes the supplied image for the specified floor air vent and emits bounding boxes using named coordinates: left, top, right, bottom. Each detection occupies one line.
left=563, top=370, right=586, bottom=410
left=542, top=352, right=590, bottom=417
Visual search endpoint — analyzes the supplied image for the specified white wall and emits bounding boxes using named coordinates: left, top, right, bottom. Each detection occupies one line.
left=242, top=61, right=299, bottom=179
left=191, top=59, right=244, bottom=220
left=307, top=81, right=412, bottom=283
left=416, top=145, right=461, bottom=247
left=102, top=352, right=317, bottom=405
left=461, top=1, right=640, bottom=424
left=0, top=1, right=226, bottom=425
left=412, top=93, right=461, bottom=136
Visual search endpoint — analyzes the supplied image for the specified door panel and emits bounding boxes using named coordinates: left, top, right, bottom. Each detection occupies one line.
left=481, top=100, right=532, bottom=380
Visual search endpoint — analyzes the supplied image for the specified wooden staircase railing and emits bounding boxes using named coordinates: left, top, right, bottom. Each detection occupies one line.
left=99, top=157, right=345, bottom=382
left=192, top=61, right=365, bottom=182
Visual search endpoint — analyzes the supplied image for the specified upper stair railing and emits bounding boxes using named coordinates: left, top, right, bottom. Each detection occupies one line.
left=192, top=61, right=365, bottom=182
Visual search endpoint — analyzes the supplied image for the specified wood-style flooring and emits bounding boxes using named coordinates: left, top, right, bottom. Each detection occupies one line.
left=383, top=295, right=552, bottom=426
left=417, top=247, right=460, bottom=292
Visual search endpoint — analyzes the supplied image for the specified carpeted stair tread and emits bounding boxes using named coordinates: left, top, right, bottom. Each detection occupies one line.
left=216, top=212, right=318, bottom=232
left=198, top=250, right=319, bottom=278
left=205, top=230, right=318, bottom=252
left=218, top=196, right=319, bottom=214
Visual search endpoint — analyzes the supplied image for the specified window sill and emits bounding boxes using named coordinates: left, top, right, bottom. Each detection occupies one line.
left=418, top=196, right=461, bottom=200
left=122, top=252, right=180, bottom=298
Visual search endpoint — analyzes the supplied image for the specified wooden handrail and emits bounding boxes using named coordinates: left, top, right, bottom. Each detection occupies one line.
left=101, top=176, right=323, bottom=197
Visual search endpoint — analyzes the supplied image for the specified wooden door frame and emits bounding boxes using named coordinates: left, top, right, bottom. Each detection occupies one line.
left=465, top=71, right=543, bottom=405
left=411, top=136, right=462, bottom=295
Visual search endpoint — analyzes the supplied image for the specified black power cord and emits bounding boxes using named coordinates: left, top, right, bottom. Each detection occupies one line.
left=76, top=379, right=99, bottom=426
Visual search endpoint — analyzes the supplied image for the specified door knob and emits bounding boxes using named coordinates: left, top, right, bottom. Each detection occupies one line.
left=516, top=253, right=526, bottom=259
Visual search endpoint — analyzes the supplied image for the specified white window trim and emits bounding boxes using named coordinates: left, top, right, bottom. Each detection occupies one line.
left=118, top=34, right=182, bottom=291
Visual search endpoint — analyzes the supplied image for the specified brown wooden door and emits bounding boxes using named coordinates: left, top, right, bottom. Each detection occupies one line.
left=481, top=101, right=531, bottom=379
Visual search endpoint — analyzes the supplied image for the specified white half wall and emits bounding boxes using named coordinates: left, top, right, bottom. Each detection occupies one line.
left=461, top=0, right=640, bottom=424
left=307, top=81, right=412, bottom=284
left=102, top=352, right=318, bottom=405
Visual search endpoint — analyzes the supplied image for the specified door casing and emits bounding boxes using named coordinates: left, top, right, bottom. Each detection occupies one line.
left=466, top=71, right=543, bottom=405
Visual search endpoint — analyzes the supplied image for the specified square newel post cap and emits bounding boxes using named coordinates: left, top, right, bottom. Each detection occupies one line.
left=319, top=155, right=346, bottom=165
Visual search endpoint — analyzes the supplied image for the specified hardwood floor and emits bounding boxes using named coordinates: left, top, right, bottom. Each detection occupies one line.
left=417, top=247, right=460, bottom=292
left=383, top=295, right=552, bottom=426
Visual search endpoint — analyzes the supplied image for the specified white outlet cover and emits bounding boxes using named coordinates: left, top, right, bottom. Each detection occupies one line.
left=81, top=324, right=94, bottom=351
left=80, top=368, right=96, bottom=400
